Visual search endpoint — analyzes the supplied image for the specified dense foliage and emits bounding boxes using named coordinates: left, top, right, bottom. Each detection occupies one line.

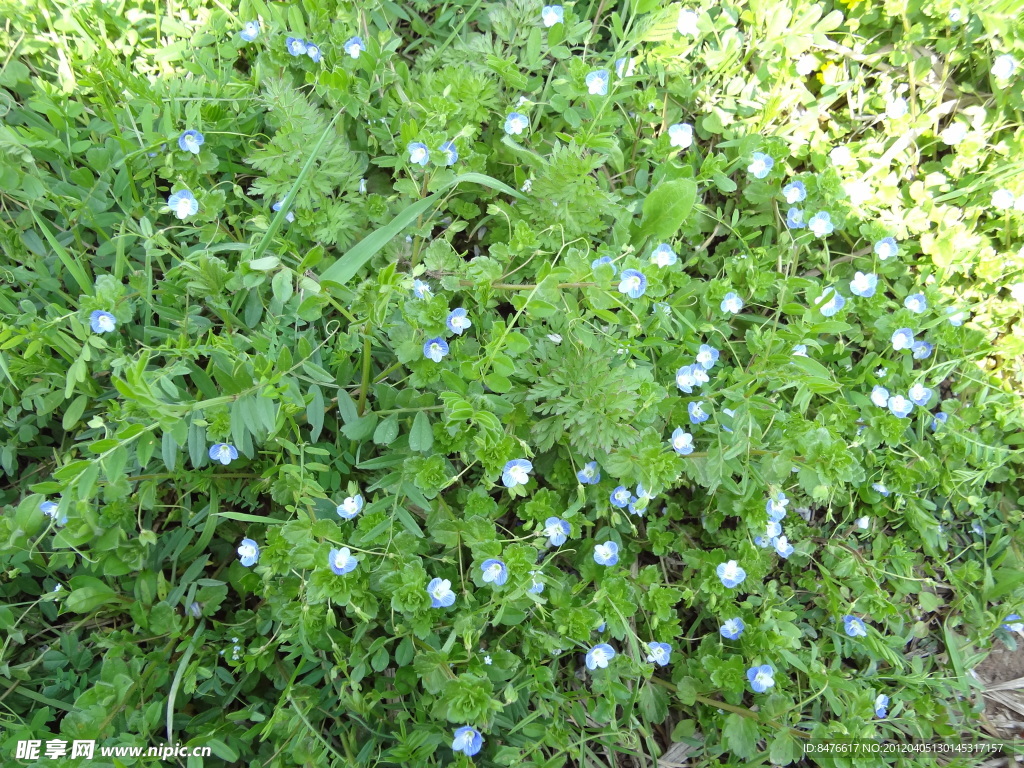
left=2, top=0, right=1024, bottom=766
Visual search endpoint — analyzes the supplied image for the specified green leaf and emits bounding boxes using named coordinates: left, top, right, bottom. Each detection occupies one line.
left=638, top=179, right=698, bottom=240
left=722, top=713, right=759, bottom=759
left=409, top=411, right=434, bottom=453
left=64, top=577, right=119, bottom=613
left=307, top=385, right=325, bottom=442
left=638, top=683, right=669, bottom=723
left=373, top=414, right=400, bottom=445
left=768, top=730, right=802, bottom=765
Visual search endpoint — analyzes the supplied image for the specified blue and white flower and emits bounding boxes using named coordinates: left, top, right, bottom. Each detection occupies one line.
left=272, top=201, right=295, bottom=223
left=329, top=547, right=358, bottom=575
left=90, top=310, right=117, bottom=333
left=237, top=538, right=260, bottom=567
left=782, top=181, right=806, bottom=204
left=591, top=255, right=617, bottom=275
left=747, top=664, right=775, bottom=692
left=343, top=36, right=364, bottom=58
left=786, top=208, right=806, bottom=229
left=167, top=190, right=199, bottom=219
left=412, top=279, right=431, bottom=299
left=668, top=123, right=693, bottom=149
left=40, top=500, right=68, bottom=525
left=874, top=694, right=889, bottom=719
left=807, top=211, right=834, bottom=238
left=645, top=641, right=672, bottom=666
left=688, top=401, right=709, bottom=424
left=586, top=643, right=616, bottom=670
left=816, top=287, right=845, bottom=317
left=720, top=618, right=745, bottom=639
left=240, top=21, right=260, bottom=41
left=908, top=383, right=932, bottom=407
left=677, top=8, right=699, bottom=35
left=850, top=271, right=877, bottom=298
left=993, top=189, right=1015, bottom=210
left=748, top=152, right=773, bottom=178
left=842, top=615, right=868, bottom=637
left=888, top=394, right=913, bottom=418
left=446, top=308, right=472, bottom=335
left=931, top=412, right=948, bottom=431
left=423, top=337, right=449, bottom=362
left=451, top=726, right=483, bottom=757
left=615, top=57, right=636, bottom=77
left=773, top=536, right=794, bottom=558
left=947, top=308, right=966, bottom=326
left=306, top=43, right=322, bottom=63
left=872, top=483, right=890, bottom=497
left=1003, top=614, right=1024, bottom=632
left=504, top=112, right=529, bottom=135
left=610, top=486, right=632, bottom=508
left=594, top=541, right=619, bottom=566
left=885, top=96, right=908, bottom=119
left=720, top=292, right=744, bottom=313
left=891, top=328, right=915, bottom=351
left=528, top=570, right=545, bottom=594
left=585, top=69, right=609, bottom=95
left=337, top=494, right=364, bottom=520
left=912, top=340, right=933, bottom=359
left=650, top=244, right=677, bottom=267
left=544, top=517, right=570, bottom=547
left=286, top=37, right=308, bottom=56
left=871, top=385, right=890, bottom=408
left=438, top=141, right=458, bottom=166
left=209, top=443, right=238, bottom=465
left=481, top=558, right=508, bottom=586
left=671, top=428, right=694, bottom=455
left=577, top=461, right=601, bottom=484
left=618, top=269, right=647, bottom=298
left=874, top=237, right=899, bottom=260
left=696, top=344, right=719, bottom=370
left=407, top=142, right=429, bottom=166
left=766, top=492, right=789, bottom=521
left=904, top=293, right=927, bottom=313
left=502, top=459, right=533, bottom=488
left=178, top=130, right=204, bottom=154
left=717, top=560, right=746, bottom=588
left=793, top=344, right=808, bottom=356
left=992, top=54, right=1018, bottom=80
left=428, top=577, right=456, bottom=608
left=541, top=5, right=564, bottom=27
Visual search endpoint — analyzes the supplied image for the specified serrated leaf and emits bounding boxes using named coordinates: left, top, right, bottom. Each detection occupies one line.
left=722, top=713, right=759, bottom=759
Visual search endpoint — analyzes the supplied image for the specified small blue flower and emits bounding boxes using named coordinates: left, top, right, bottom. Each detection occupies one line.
left=717, top=560, right=746, bottom=588
left=240, top=21, right=260, bottom=42
left=891, top=328, right=915, bottom=351
left=904, top=293, right=927, bottom=313
left=618, top=269, right=647, bottom=298
left=610, top=486, right=631, bottom=508
left=888, top=394, right=913, bottom=418
left=544, top=517, right=571, bottom=547
left=816, top=287, right=846, bottom=317
left=343, top=36, right=364, bottom=58
left=766, top=492, right=789, bottom=521
left=209, top=443, right=238, bottom=465
left=481, top=558, right=508, bottom=586
left=688, top=401, right=709, bottom=425
left=782, top=180, right=806, bottom=204
left=423, top=337, right=449, bottom=362
left=502, top=459, right=533, bottom=488
left=446, top=308, right=472, bottom=335
left=842, top=615, right=868, bottom=637
left=650, top=244, right=677, bottom=267
left=504, top=112, right=529, bottom=135
left=871, top=385, right=890, bottom=408
left=748, top=152, right=774, bottom=178
left=947, top=307, right=966, bottom=326
left=90, top=310, right=117, bottom=333
left=747, top=664, right=775, bottom=692
left=591, top=255, right=617, bottom=275
left=237, top=537, right=260, bottom=567
left=306, top=43, right=322, bottom=63
left=807, top=211, right=834, bottom=238
left=911, top=340, right=934, bottom=359
left=329, top=547, right=358, bottom=575
left=671, top=427, right=694, bottom=455
left=167, top=190, right=199, bottom=219
left=766, top=521, right=782, bottom=539
left=786, top=207, right=806, bottom=229
left=407, top=142, right=429, bottom=166
left=792, top=344, right=808, bottom=356
left=438, top=140, right=458, bottom=166
left=696, top=344, right=719, bottom=370
left=272, top=201, right=295, bottom=223
left=754, top=535, right=770, bottom=548
left=286, top=37, right=308, bottom=56
left=40, top=500, right=68, bottom=526
left=412, top=280, right=432, bottom=299
left=874, top=694, right=889, bottom=719
left=577, top=461, right=601, bottom=484
left=541, top=4, right=564, bottom=27
left=720, top=618, right=745, bottom=640
left=674, top=364, right=708, bottom=394
left=872, top=482, right=890, bottom=497
left=720, top=292, right=744, bottom=314
left=772, top=536, right=794, bottom=558
left=596, top=621, right=607, bottom=633
left=428, top=577, right=456, bottom=608
left=646, top=641, right=672, bottom=666
left=874, top=237, right=899, bottom=260
left=451, top=726, right=483, bottom=757
left=528, top=570, right=545, bottom=594
left=931, top=412, right=948, bottom=432
left=586, top=643, right=615, bottom=670
left=850, top=271, right=878, bottom=298
left=585, top=69, right=609, bottom=96
left=908, top=383, right=932, bottom=407
left=178, top=130, right=204, bottom=154
left=336, top=494, right=364, bottom=519
left=615, top=57, right=636, bottom=77
left=593, top=541, right=619, bottom=566
left=668, top=123, right=693, bottom=149
left=1003, top=614, right=1024, bottom=632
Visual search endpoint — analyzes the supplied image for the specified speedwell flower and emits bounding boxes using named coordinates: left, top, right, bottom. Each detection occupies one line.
left=423, top=337, right=449, bottom=362
left=428, top=577, right=456, bottom=608
left=992, top=54, right=1018, bottom=80
left=615, top=57, right=636, bottom=77
left=807, top=211, right=834, bottom=237
left=646, top=641, right=672, bottom=666
left=237, top=538, right=259, bottom=567
left=286, top=37, right=308, bottom=56
left=674, top=364, right=707, bottom=394
left=451, top=726, right=483, bottom=757
left=585, top=69, right=609, bottom=95
left=904, top=293, right=927, bottom=313
left=336, top=494, right=364, bottom=520
left=992, top=189, right=1015, bottom=210
left=504, top=112, right=529, bottom=135
left=946, top=307, right=966, bottom=326
left=305, top=43, right=322, bottom=62
left=766, top=492, right=789, bottom=521
left=871, top=385, right=890, bottom=408
left=502, top=459, right=532, bottom=488
left=786, top=208, right=806, bottom=229
left=240, top=21, right=260, bottom=41
left=668, top=123, right=693, bottom=149
left=842, top=615, right=868, bottom=637
left=618, top=269, right=647, bottom=298
left=793, top=344, right=808, bottom=356
left=528, top=571, right=544, bottom=594
left=40, top=500, right=68, bottom=525
left=931, top=412, right=948, bottom=431
left=720, top=292, right=743, bottom=313
left=891, top=328, right=915, bottom=351
left=541, top=4, right=563, bottom=26
left=875, top=694, right=889, bottom=719
left=438, top=141, right=458, bottom=166
left=272, top=201, right=295, bottom=223
left=850, top=272, right=877, bottom=298
left=586, top=643, right=615, bottom=670
left=688, top=401, right=709, bottom=424
left=178, top=130, right=204, bottom=154
left=747, top=664, right=775, bottom=692
left=90, top=310, right=117, bottom=333
left=591, top=255, right=617, bottom=275
left=782, top=180, right=806, bottom=204
left=677, top=8, right=699, bottom=35
left=544, top=517, right=570, bottom=546
left=594, top=541, right=619, bottom=566
left=816, top=287, right=845, bottom=317
left=407, top=142, right=429, bottom=166
left=766, top=521, right=782, bottom=539
left=720, top=618, right=745, bottom=639
left=481, top=558, right=508, bottom=586
left=885, top=96, right=908, bottom=119
left=773, top=536, right=794, bottom=558
left=209, top=443, right=238, bottom=465
left=446, top=308, right=471, bottom=335
left=650, top=244, right=677, bottom=267
left=717, top=560, right=746, bottom=588
left=412, top=279, right=431, bottom=299
left=1003, top=614, right=1024, bottom=632
left=343, top=36, right=364, bottom=58
left=872, top=482, right=890, bottom=496
left=874, top=237, right=899, bottom=260
left=671, top=428, right=694, bottom=455
left=577, top=461, right=601, bottom=484
left=167, top=190, right=199, bottom=219
left=610, top=486, right=631, bottom=508
left=748, top=152, right=773, bottom=178
left=908, top=383, right=932, bottom=407
left=696, top=344, right=719, bottom=370
left=888, top=394, right=913, bottom=418
left=941, top=122, right=968, bottom=145
left=329, top=547, right=358, bottom=575
left=912, top=340, right=933, bottom=359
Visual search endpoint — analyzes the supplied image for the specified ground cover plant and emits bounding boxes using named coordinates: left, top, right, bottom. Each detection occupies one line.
left=2, top=0, right=1024, bottom=765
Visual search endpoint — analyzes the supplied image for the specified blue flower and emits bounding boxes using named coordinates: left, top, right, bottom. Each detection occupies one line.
left=446, top=308, right=472, bottom=335
left=178, top=130, right=204, bottom=154
left=874, top=237, right=899, bottom=260
left=888, top=394, right=913, bottom=418
left=688, top=401, right=709, bottom=424
left=674, top=364, right=708, bottom=394
left=870, top=385, right=890, bottom=408
left=541, top=4, right=564, bottom=26
left=427, top=577, right=456, bottom=608
left=842, top=615, right=868, bottom=637
left=586, top=643, right=616, bottom=670
left=451, top=726, right=483, bottom=757
left=904, top=293, right=927, bottom=313
left=696, top=344, right=719, bottom=370
left=872, top=482, right=890, bottom=497
left=816, top=287, right=845, bottom=316
left=504, top=112, right=529, bottom=135
left=329, top=547, right=358, bottom=575
left=336, top=494, right=364, bottom=519
left=947, top=307, right=966, bottom=326
left=765, top=521, right=782, bottom=538
left=209, top=443, right=238, bottom=465
left=671, top=427, right=694, bottom=455
left=874, top=694, right=889, bottom=719
left=766, top=492, right=789, bottom=521
left=911, top=340, right=933, bottom=359
left=891, top=328, right=915, bottom=351
left=423, top=337, right=449, bottom=362
left=343, top=36, right=364, bottom=58
left=412, top=279, right=432, bottom=299
left=90, top=310, right=117, bottom=333
left=748, top=152, right=773, bottom=178
left=786, top=208, right=806, bottom=229
left=754, top=535, right=771, bottom=548
left=237, top=537, right=260, bottom=567
left=807, top=211, right=834, bottom=238
left=720, top=618, right=745, bottom=640
left=577, top=461, right=601, bottom=484
left=850, top=271, right=877, bottom=298
left=438, top=140, right=458, bottom=166
left=481, top=558, right=508, bottom=586
left=240, top=21, right=260, bottom=41
left=908, top=382, right=932, bottom=407
left=772, top=536, right=794, bottom=558
left=746, top=664, right=775, bottom=692
left=782, top=180, right=806, bottom=204
left=528, top=570, right=545, bottom=594
left=594, top=541, right=619, bottom=566
left=40, top=500, right=68, bottom=525
left=615, top=57, right=636, bottom=77
left=596, top=621, right=607, bottom=632
left=585, top=69, right=609, bottom=95
left=610, top=486, right=631, bottom=508
left=167, top=190, right=199, bottom=219
left=286, top=37, right=308, bottom=56
left=792, top=344, right=808, bottom=356
left=407, top=142, right=429, bottom=166
left=502, top=459, right=533, bottom=488
left=645, top=641, right=672, bottom=666
left=272, top=201, right=295, bottom=223
left=650, top=244, right=677, bottom=267
left=668, top=123, right=693, bottom=149
left=618, top=269, right=647, bottom=298
left=720, top=292, right=744, bottom=313
left=1003, top=614, right=1024, bottom=632
left=543, top=516, right=570, bottom=547
left=717, top=560, right=746, bottom=588
left=306, top=43, right=322, bottom=63
left=591, top=255, right=617, bottom=275
left=931, top=412, right=948, bottom=431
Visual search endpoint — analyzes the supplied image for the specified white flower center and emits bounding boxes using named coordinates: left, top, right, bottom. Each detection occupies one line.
left=176, top=198, right=194, bottom=217
left=755, top=671, right=773, bottom=687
